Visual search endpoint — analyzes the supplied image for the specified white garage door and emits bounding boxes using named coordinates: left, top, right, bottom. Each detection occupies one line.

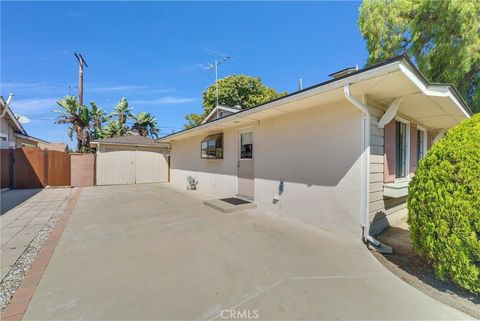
left=135, top=147, right=169, bottom=184
left=96, top=145, right=169, bottom=185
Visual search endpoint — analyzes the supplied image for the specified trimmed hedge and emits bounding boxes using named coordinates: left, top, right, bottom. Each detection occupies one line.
left=407, top=114, right=480, bottom=294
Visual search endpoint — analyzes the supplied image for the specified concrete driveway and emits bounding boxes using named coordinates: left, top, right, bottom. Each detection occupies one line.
left=23, top=184, right=470, bottom=320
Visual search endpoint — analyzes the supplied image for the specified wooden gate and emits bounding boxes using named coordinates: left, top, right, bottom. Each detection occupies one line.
left=13, top=147, right=46, bottom=188
left=47, top=150, right=71, bottom=186
left=0, top=147, right=71, bottom=189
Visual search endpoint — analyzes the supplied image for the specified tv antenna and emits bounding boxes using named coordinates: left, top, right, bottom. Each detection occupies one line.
left=74, top=52, right=88, bottom=105
left=205, top=55, right=230, bottom=107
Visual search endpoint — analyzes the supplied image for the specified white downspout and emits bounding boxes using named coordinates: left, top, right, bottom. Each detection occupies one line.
left=343, top=84, right=370, bottom=242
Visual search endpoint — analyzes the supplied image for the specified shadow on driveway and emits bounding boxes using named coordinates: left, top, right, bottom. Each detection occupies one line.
left=1, top=189, right=41, bottom=215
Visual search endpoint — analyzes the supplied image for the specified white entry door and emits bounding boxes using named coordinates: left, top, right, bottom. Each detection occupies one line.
left=237, top=131, right=254, bottom=198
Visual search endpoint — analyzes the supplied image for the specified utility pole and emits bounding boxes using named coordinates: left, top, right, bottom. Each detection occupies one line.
left=74, top=52, right=88, bottom=105
left=206, top=56, right=230, bottom=107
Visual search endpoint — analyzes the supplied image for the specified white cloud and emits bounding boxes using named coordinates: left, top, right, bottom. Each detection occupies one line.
left=9, top=98, right=59, bottom=115
left=1, top=81, right=70, bottom=95
left=90, top=85, right=174, bottom=93
left=1, top=81, right=174, bottom=95
left=131, top=96, right=196, bottom=105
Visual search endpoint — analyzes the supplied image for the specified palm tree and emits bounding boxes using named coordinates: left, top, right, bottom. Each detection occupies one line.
left=132, top=112, right=160, bottom=138
left=89, top=101, right=109, bottom=139
left=102, top=120, right=130, bottom=138
left=53, top=96, right=91, bottom=152
left=112, top=97, right=133, bottom=124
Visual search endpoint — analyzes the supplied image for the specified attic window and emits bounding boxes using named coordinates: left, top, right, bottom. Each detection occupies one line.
left=201, top=133, right=223, bottom=159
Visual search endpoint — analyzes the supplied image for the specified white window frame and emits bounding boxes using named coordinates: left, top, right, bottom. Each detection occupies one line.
left=0, top=134, right=8, bottom=141
left=395, top=116, right=410, bottom=182
left=417, top=126, right=427, bottom=162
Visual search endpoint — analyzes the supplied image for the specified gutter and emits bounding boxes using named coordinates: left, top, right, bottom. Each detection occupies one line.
left=344, top=84, right=393, bottom=254
left=343, top=84, right=370, bottom=240
left=159, top=60, right=403, bottom=143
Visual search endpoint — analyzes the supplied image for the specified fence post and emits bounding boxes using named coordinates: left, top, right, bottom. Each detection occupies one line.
left=44, top=149, right=49, bottom=187
left=8, top=148, right=14, bottom=189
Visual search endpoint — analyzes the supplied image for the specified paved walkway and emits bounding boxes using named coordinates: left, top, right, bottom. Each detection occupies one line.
left=21, top=184, right=472, bottom=320
left=0, top=188, right=73, bottom=280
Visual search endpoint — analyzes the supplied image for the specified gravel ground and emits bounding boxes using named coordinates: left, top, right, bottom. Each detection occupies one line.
left=0, top=189, right=74, bottom=311
left=373, top=217, right=480, bottom=319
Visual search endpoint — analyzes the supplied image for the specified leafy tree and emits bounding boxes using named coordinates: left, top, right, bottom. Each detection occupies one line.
left=102, top=120, right=130, bottom=138
left=132, top=112, right=160, bottom=138
left=112, top=97, right=133, bottom=124
left=53, top=96, right=91, bottom=152
left=89, top=101, right=109, bottom=140
left=184, top=113, right=203, bottom=129
left=358, top=0, right=480, bottom=113
left=54, top=96, right=161, bottom=148
left=184, top=75, right=286, bottom=128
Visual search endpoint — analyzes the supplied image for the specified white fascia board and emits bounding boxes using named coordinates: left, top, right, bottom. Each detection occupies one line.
left=398, top=64, right=470, bottom=118
left=217, top=106, right=241, bottom=113
left=201, top=108, right=219, bottom=124
left=201, top=106, right=241, bottom=124
left=14, top=133, right=49, bottom=143
left=3, top=106, right=25, bottom=133
left=159, top=61, right=404, bottom=142
left=91, top=141, right=170, bottom=149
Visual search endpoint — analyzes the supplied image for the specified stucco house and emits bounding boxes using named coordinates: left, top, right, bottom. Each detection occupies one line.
left=1, top=95, right=67, bottom=151
left=158, top=56, right=471, bottom=239
left=0, top=95, right=27, bottom=149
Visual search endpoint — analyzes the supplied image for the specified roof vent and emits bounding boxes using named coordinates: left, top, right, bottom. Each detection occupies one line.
left=329, top=65, right=358, bottom=79
left=6, top=93, right=14, bottom=105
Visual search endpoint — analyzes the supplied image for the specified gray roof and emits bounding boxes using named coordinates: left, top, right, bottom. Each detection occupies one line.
left=91, top=135, right=169, bottom=147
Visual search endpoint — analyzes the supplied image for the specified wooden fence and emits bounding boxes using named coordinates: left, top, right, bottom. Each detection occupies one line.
left=0, top=147, right=71, bottom=189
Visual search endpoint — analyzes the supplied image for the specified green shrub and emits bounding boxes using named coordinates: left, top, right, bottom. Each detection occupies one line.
left=407, top=114, right=480, bottom=294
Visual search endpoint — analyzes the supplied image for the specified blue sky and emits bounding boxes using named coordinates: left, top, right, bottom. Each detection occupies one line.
left=1, top=1, right=368, bottom=146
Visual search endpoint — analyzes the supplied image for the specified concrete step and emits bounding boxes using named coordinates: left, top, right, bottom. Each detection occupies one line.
left=204, top=198, right=257, bottom=213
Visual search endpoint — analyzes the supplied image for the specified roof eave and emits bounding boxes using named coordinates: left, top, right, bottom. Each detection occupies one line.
left=90, top=141, right=170, bottom=149
left=158, top=55, right=472, bottom=143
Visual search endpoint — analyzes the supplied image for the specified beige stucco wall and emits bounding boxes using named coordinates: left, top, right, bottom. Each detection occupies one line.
left=170, top=100, right=364, bottom=237
left=15, top=137, right=38, bottom=148
left=38, top=142, right=68, bottom=152
left=71, top=153, right=95, bottom=187
left=170, top=128, right=238, bottom=196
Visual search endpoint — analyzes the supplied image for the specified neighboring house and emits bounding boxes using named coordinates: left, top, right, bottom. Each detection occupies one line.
left=158, top=56, right=471, bottom=239
left=201, top=105, right=242, bottom=124
left=15, top=133, right=68, bottom=152
left=1, top=95, right=67, bottom=151
left=0, top=95, right=27, bottom=149
left=90, top=135, right=170, bottom=186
